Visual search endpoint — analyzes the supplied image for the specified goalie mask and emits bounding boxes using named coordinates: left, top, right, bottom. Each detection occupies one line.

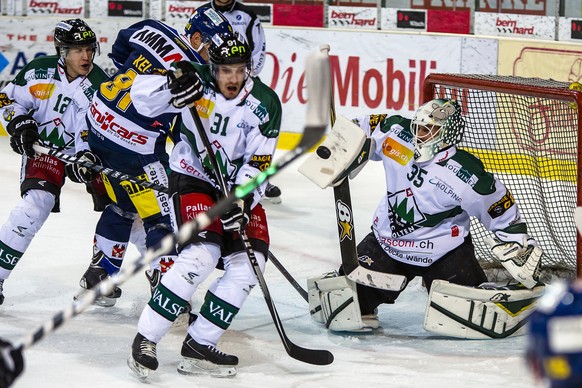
left=526, top=280, right=582, bottom=388
left=54, top=19, right=100, bottom=59
left=411, top=99, right=464, bottom=162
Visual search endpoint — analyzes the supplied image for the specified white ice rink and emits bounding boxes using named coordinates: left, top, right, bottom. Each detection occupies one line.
left=0, top=138, right=541, bottom=387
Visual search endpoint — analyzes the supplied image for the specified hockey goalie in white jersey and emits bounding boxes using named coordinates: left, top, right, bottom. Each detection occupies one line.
left=302, top=98, right=545, bottom=338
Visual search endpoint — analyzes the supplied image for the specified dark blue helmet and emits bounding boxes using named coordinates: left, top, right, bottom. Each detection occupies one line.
left=526, top=281, right=582, bottom=388
left=184, top=8, right=233, bottom=46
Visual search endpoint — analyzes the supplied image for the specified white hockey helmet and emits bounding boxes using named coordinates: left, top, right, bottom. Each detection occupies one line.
left=411, top=98, right=464, bottom=162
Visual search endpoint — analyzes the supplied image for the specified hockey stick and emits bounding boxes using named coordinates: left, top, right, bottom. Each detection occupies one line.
left=10, top=54, right=330, bottom=364
left=180, top=50, right=333, bottom=365
left=268, top=251, right=308, bottom=302
left=319, top=45, right=405, bottom=292
left=32, top=145, right=169, bottom=193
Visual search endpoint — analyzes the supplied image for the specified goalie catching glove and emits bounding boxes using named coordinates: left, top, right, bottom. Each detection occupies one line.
left=168, top=61, right=204, bottom=109
left=65, top=151, right=101, bottom=183
left=486, top=230, right=542, bottom=289
left=6, top=115, right=41, bottom=158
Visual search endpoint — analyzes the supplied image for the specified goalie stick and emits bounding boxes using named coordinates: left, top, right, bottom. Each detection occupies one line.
left=8, top=50, right=332, bottom=370
left=32, top=144, right=169, bottom=193
left=179, top=49, right=333, bottom=366
left=319, top=45, right=406, bottom=292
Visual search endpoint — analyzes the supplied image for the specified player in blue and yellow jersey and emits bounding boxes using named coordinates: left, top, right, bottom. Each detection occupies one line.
left=75, top=9, right=233, bottom=307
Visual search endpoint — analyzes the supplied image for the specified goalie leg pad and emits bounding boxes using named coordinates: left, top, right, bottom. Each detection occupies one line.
left=423, top=280, right=545, bottom=339
left=308, top=272, right=379, bottom=332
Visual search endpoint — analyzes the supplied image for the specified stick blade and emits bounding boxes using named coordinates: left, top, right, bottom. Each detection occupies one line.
left=288, top=343, right=334, bottom=365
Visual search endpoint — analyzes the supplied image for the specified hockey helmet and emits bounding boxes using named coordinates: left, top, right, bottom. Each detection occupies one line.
left=54, top=19, right=100, bottom=58
left=184, top=8, right=233, bottom=46
left=411, top=98, right=464, bottom=162
left=526, top=280, right=582, bottom=388
left=208, top=32, right=252, bottom=79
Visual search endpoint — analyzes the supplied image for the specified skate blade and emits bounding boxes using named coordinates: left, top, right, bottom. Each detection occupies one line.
left=262, top=196, right=282, bottom=205
left=127, top=356, right=153, bottom=381
left=73, top=290, right=118, bottom=307
left=177, top=358, right=237, bottom=378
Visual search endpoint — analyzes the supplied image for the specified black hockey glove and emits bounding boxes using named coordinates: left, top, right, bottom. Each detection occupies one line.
left=65, top=151, right=101, bottom=183
left=85, top=175, right=111, bottom=212
left=220, top=196, right=252, bottom=233
left=6, top=115, right=40, bottom=158
left=0, top=338, right=24, bottom=388
left=167, top=61, right=204, bottom=109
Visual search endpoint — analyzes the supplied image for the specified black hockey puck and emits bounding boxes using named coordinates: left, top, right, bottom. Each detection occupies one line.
left=316, top=146, right=331, bottom=159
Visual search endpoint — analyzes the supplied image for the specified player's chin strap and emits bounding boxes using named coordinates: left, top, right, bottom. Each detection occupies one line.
left=485, top=232, right=543, bottom=289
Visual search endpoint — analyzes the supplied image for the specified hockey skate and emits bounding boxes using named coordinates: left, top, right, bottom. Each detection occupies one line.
left=0, top=278, right=4, bottom=305
left=177, top=334, right=238, bottom=378
left=127, top=333, right=158, bottom=380
left=263, top=182, right=282, bottom=204
left=74, top=250, right=121, bottom=307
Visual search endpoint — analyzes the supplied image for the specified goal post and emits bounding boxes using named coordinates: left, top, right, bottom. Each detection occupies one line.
left=423, top=74, right=582, bottom=280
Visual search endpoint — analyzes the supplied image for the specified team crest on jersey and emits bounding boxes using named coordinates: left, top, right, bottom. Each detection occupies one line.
left=38, top=117, right=70, bottom=148
left=387, top=188, right=425, bottom=237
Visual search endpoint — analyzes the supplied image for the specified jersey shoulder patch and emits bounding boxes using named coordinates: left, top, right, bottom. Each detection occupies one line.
left=444, top=149, right=496, bottom=195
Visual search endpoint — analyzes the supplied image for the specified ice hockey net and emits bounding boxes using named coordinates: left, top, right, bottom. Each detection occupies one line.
left=423, top=74, right=582, bottom=281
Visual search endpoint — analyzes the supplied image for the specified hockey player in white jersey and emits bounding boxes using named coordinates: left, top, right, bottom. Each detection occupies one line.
left=198, top=0, right=283, bottom=203
left=126, top=31, right=281, bottom=379
left=74, top=9, right=233, bottom=307
left=305, top=99, right=544, bottom=336
left=0, top=19, right=108, bottom=305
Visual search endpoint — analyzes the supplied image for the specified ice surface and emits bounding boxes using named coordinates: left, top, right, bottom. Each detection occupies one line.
left=0, top=139, right=540, bottom=387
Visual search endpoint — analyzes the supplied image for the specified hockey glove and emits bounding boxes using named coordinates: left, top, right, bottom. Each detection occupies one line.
left=0, top=337, right=24, bottom=387
left=167, top=61, right=204, bottom=109
left=6, top=115, right=40, bottom=158
left=486, top=231, right=542, bottom=289
left=85, top=175, right=111, bottom=212
left=220, top=197, right=252, bottom=232
left=65, top=151, right=101, bottom=183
